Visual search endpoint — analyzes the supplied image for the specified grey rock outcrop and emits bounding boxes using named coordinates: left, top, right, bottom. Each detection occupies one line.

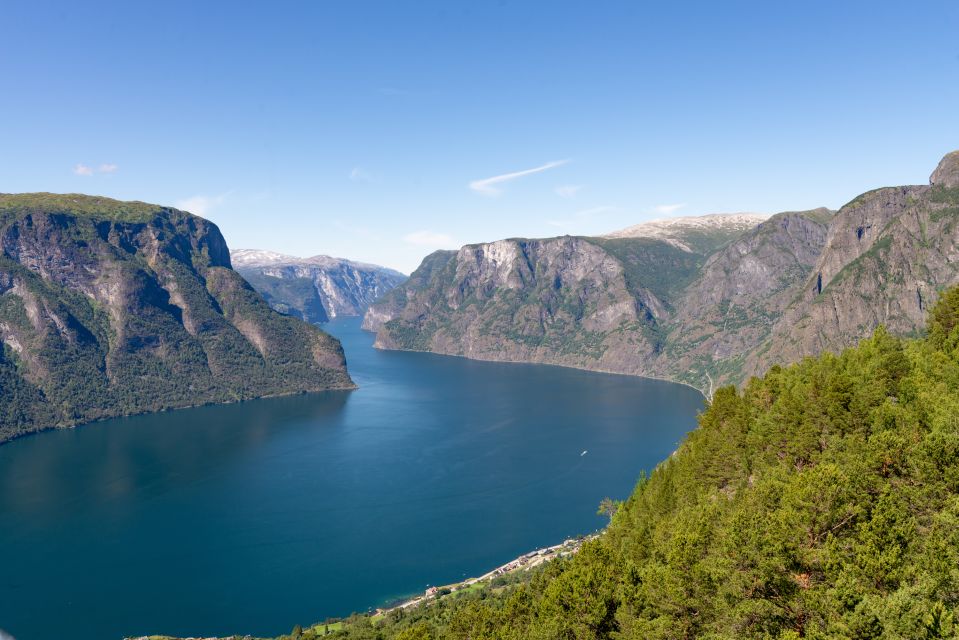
left=931, top=150, right=959, bottom=188
left=232, top=250, right=406, bottom=323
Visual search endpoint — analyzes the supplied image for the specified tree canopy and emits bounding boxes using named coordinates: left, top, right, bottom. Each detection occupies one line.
left=280, top=286, right=959, bottom=639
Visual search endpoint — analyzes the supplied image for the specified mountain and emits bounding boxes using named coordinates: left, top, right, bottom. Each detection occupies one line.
left=749, top=150, right=959, bottom=377
left=603, top=212, right=769, bottom=252
left=232, top=249, right=406, bottom=323
left=0, top=194, right=354, bottom=444
left=366, top=151, right=959, bottom=393
left=280, top=287, right=959, bottom=639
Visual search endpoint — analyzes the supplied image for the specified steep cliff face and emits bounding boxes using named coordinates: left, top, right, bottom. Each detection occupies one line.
left=0, top=194, right=353, bottom=443
left=232, top=250, right=406, bottom=323
left=665, top=208, right=834, bottom=389
left=365, top=236, right=666, bottom=374
left=750, top=153, right=959, bottom=376
left=366, top=152, right=959, bottom=393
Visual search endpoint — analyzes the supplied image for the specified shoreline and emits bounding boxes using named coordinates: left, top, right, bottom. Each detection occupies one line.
left=125, top=534, right=602, bottom=640
left=369, top=533, right=599, bottom=617
left=363, top=331, right=710, bottom=400
left=0, top=383, right=357, bottom=448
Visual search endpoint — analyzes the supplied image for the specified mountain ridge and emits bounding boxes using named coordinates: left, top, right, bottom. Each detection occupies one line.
left=366, top=151, right=959, bottom=393
left=0, top=193, right=354, bottom=444
left=233, top=249, right=406, bottom=323
left=603, top=212, right=769, bottom=253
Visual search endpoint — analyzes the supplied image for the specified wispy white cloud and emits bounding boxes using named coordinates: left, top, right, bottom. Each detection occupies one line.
left=175, top=194, right=228, bottom=217
left=652, top=203, right=687, bottom=215
left=349, top=167, right=373, bottom=182
left=403, top=230, right=457, bottom=248
left=555, top=184, right=583, bottom=199
left=74, top=162, right=119, bottom=176
left=469, top=159, right=570, bottom=196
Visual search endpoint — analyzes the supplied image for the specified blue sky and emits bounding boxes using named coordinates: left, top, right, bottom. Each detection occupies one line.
left=2, top=1, right=958, bottom=273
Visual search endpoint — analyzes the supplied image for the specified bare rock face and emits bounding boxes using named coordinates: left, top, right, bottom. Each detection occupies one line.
left=750, top=157, right=959, bottom=377
left=665, top=209, right=833, bottom=389
left=366, top=151, right=959, bottom=393
left=931, top=150, right=959, bottom=188
left=366, top=236, right=667, bottom=375
left=232, top=250, right=406, bottom=323
left=0, top=194, right=353, bottom=444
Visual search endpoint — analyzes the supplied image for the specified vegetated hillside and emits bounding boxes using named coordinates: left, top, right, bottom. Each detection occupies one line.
left=0, top=194, right=354, bottom=444
left=233, top=249, right=406, bottom=323
left=277, top=285, right=959, bottom=640
left=366, top=152, right=959, bottom=393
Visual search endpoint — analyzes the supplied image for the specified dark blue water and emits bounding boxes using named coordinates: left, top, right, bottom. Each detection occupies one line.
left=0, top=318, right=703, bottom=640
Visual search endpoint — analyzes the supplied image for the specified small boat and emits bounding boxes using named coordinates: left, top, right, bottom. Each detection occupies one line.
left=580, top=450, right=588, bottom=456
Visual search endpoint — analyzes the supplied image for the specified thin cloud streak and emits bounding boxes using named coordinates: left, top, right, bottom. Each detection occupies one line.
left=469, top=159, right=570, bottom=196
left=555, top=184, right=583, bottom=199
left=73, top=162, right=119, bottom=176
left=349, top=167, right=372, bottom=182
left=652, top=203, right=687, bottom=215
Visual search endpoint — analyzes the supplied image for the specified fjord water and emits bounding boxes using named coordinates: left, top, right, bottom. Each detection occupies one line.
left=0, top=318, right=703, bottom=640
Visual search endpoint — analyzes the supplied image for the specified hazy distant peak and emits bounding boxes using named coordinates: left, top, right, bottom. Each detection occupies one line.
left=231, top=249, right=404, bottom=276
left=230, top=249, right=300, bottom=267
left=602, top=213, right=769, bottom=252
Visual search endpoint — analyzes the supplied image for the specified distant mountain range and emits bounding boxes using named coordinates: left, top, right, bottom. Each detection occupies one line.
left=365, top=151, right=959, bottom=394
left=232, top=249, right=406, bottom=324
left=0, top=194, right=353, bottom=444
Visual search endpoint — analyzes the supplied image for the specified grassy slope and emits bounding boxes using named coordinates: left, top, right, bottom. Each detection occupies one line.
left=0, top=192, right=164, bottom=223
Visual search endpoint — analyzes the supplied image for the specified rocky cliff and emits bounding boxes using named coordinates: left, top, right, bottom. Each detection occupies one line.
left=232, top=250, right=406, bottom=323
left=0, top=194, right=354, bottom=443
left=749, top=151, right=959, bottom=377
left=366, top=152, right=959, bottom=393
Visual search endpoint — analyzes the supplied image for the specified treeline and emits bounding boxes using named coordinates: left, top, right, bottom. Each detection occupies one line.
left=282, top=286, right=959, bottom=639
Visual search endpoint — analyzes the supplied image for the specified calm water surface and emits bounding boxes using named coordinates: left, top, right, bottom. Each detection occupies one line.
left=0, top=318, right=703, bottom=640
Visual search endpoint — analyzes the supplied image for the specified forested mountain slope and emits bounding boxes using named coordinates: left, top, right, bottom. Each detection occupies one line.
left=281, top=284, right=959, bottom=640
left=0, top=194, right=353, bottom=444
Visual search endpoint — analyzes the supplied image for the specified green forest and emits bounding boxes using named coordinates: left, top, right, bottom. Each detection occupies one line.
left=0, top=195, right=353, bottom=443
left=282, top=285, right=959, bottom=639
